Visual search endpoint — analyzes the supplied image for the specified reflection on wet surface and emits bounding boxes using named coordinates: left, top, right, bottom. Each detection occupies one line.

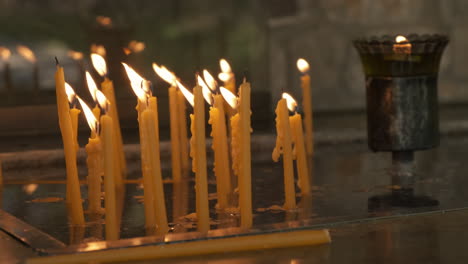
left=1, top=137, right=467, bottom=249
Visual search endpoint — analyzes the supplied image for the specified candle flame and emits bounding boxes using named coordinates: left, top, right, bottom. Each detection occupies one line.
left=220, top=87, right=238, bottom=109
left=96, top=90, right=109, bottom=111
left=297, top=58, right=309, bottom=73
left=152, top=63, right=176, bottom=86
left=17, top=45, right=36, bottom=63
left=0, top=47, right=11, bottom=61
left=65, top=82, right=76, bottom=104
left=203, top=69, right=217, bottom=91
left=122, top=62, right=147, bottom=102
left=23, top=184, right=38, bottom=195
left=67, top=50, right=83, bottom=61
left=395, top=35, right=408, bottom=43
left=282, top=92, right=298, bottom=112
left=218, top=72, right=231, bottom=82
left=220, top=58, right=232, bottom=73
left=128, top=40, right=145, bottom=53
left=176, top=80, right=194, bottom=107
left=198, top=75, right=213, bottom=105
left=86, top=71, right=99, bottom=103
left=96, top=16, right=112, bottom=27
left=91, top=44, right=106, bottom=57
left=91, top=53, right=107, bottom=77
left=78, top=97, right=98, bottom=134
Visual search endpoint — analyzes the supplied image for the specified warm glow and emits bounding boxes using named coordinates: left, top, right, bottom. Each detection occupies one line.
left=0, top=47, right=11, bottom=61
left=86, top=71, right=99, bottom=103
left=282, top=93, right=298, bottom=112
left=91, top=53, right=107, bottom=77
left=67, top=50, right=83, bottom=61
left=152, top=63, right=176, bottom=86
left=65, top=82, right=76, bottom=104
left=96, top=16, right=112, bottom=27
left=220, top=87, right=238, bottom=109
left=297, top=58, right=309, bottom=73
left=122, top=62, right=147, bottom=101
left=395, top=35, right=408, bottom=43
left=128, top=40, right=145, bottom=53
left=78, top=97, right=98, bottom=134
left=203, top=70, right=217, bottom=91
left=176, top=80, right=194, bottom=107
left=218, top=72, right=231, bottom=82
left=220, top=58, right=232, bottom=73
left=198, top=75, right=213, bottom=105
left=23, top=184, right=38, bottom=195
left=17, top=45, right=36, bottom=63
left=96, top=90, right=109, bottom=111
left=91, top=44, right=106, bottom=57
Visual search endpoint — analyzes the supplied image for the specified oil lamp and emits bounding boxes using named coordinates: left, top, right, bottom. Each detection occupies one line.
left=354, top=34, right=449, bottom=207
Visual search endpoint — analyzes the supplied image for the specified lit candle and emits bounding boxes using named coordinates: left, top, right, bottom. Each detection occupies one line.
left=91, top=53, right=127, bottom=182
left=123, top=63, right=155, bottom=231
left=218, top=59, right=236, bottom=117
left=202, top=71, right=231, bottom=209
left=0, top=47, right=12, bottom=93
left=283, top=93, right=311, bottom=195
left=17, top=45, right=39, bottom=94
left=221, top=82, right=252, bottom=229
left=86, top=72, right=102, bottom=138
left=393, top=35, right=411, bottom=54
left=297, top=58, right=314, bottom=156
left=96, top=90, right=119, bottom=240
left=272, top=96, right=295, bottom=210
left=153, top=64, right=182, bottom=182
left=179, top=79, right=210, bottom=233
left=54, top=62, right=85, bottom=226
left=78, top=98, right=102, bottom=214
left=64, top=83, right=80, bottom=151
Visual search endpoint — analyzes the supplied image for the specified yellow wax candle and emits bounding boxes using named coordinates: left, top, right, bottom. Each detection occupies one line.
left=101, top=113, right=118, bottom=240
left=290, top=113, right=311, bottom=195
left=238, top=82, right=252, bottom=228
left=102, top=78, right=126, bottom=180
left=27, top=229, right=331, bottom=264
left=178, top=90, right=190, bottom=172
left=209, top=94, right=231, bottom=209
left=91, top=106, right=101, bottom=138
left=272, top=98, right=296, bottom=210
left=190, top=84, right=210, bottom=233
left=297, top=59, right=314, bottom=155
left=85, top=136, right=102, bottom=213
left=55, top=65, right=85, bottom=226
left=146, top=97, right=169, bottom=234
left=169, top=86, right=182, bottom=182
left=219, top=59, right=236, bottom=117
left=69, top=108, right=80, bottom=151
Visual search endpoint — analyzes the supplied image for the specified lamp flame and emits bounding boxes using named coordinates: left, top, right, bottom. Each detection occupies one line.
left=220, top=87, right=238, bottom=109
left=128, top=40, right=145, bottom=53
left=65, top=82, right=76, bottom=104
left=197, top=75, right=213, bottom=105
left=176, top=80, right=194, bottom=107
left=395, top=35, right=408, bottom=43
left=67, top=50, right=83, bottom=61
left=152, top=63, right=177, bottom=86
left=91, top=53, right=107, bottom=77
left=297, top=58, right=309, bottom=73
left=0, top=47, right=11, bottom=61
left=122, top=62, right=147, bottom=102
left=96, top=90, right=109, bottom=111
left=85, top=71, right=99, bottom=103
left=203, top=70, right=217, bottom=91
left=91, top=44, right=106, bottom=57
left=282, top=93, right=298, bottom=112
left=17, top=45, right=36, bottom=63
left=220, top=59, right=232, bottom=73
left=78, top=97, right=98, bottom=134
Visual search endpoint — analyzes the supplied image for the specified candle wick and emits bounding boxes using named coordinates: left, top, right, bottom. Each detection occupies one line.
left=55, top=57, right=59, bottom=66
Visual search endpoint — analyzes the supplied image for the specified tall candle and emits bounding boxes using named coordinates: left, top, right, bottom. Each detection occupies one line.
left=96, top=91, right=118, bottom=241
left=78, top=98, right=102, bottom=214
left=273, top=98, right=296, bottom=210
left=219, top=59, right=236, bottom=117
left=55, top=64, right=85, bottom=226
left=232, top=81, right=253, bottom=228
left=178, top=90, right=190, bottom=172
left=297, top=59, right=314, bottom=156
